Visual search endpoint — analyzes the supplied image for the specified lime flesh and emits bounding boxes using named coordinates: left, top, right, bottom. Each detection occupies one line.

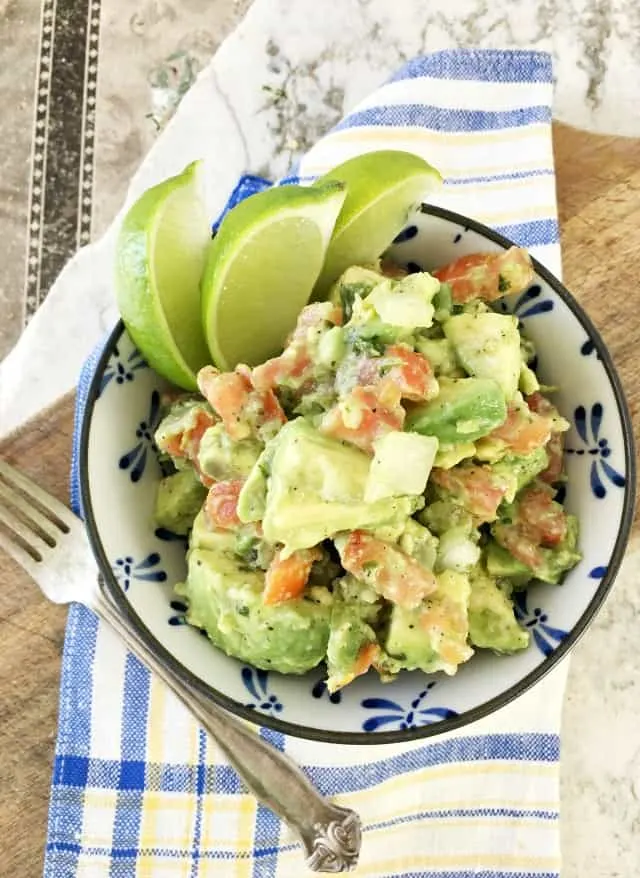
left=202, top=182, right=346, bottom=370
left=312, top=150, right=442, bottom=297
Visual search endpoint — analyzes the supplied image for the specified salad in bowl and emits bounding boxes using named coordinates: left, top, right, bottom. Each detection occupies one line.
left=81, top=151, right=632, bottom=742
left=152, top=249, right=580, bottom=694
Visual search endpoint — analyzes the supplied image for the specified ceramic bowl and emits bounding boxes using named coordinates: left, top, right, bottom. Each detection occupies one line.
left=79, top=205, right=635, bottom=744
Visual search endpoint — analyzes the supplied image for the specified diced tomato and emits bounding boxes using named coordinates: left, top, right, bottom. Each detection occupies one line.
left=488, top=404, right=552, bottom=455
left=262, top=547, right=321, bottom=605
left=205, top=480, right=244, bottom=529
left=156, top=405, right=217, bottom=487
left=383, top=344, right=439, bottom=402
left=433, top=246, right=534, bottom=303
left=353, top=642, right=380, bottom=676
left=198, top=367, right=252, bottom=439
left=540, top=433, right=564, bottom=484
left=431, top=464, right=509, bottom=523
left=346, top=346, right=437, bottom=404
left=493, top=523, right=544, bottom=570
left=493, top=482, right=568, bottom=570
left=525, top=392, right=547, bottom=414
left=198, top=365, right=286, bottom=441
left=518, top=483, right=567, bottom=547
left=320, top=386, right=405, bottom=454
left=290, top=302, right=343, bottom=341
left=526, top=392, right=565, bottom=483
left=250, top=303, right=341, bottom=394
left=260, top=389, right=287, bottom=427
left=158, top=407, right=215, bottom=459
left=340, top=530, right=438, bottom=609
left=259, top=389, right=281, bottom=423
left=183, top=410, right=215, bottom=458
left=251, top=348, right=311, bottom=392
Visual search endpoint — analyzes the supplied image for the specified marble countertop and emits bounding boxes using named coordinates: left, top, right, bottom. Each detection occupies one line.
left=2, top=0, right=640, bottom=874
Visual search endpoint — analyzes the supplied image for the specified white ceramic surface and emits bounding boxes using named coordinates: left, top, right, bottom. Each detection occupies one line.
left=80, top=207, right=634, bottom=743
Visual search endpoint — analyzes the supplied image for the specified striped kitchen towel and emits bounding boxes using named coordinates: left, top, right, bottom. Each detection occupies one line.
left=45, top=49, right=566, bottom=877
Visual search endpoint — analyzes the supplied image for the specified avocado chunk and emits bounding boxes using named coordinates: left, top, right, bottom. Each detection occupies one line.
left=406, top=377, right=507, bottom=444
left=419, top=499, right=474, bottom=536
left=490, top=447, right=549, bottom=501
left=260, top=419, right=421, bottom=554
left=444, top=312, right=521, bottom=399
left=519, top=361, right=540, bottom=395
left=236, top=443, right=276, bottom=524
left=154, top=470, right=207, bottom=535
left=434, top=441, right=476, bottom=469
left=155, top=398, right=213, bottom=466
left=399, top=519, right=439, bottom=571
left=330, top=265, right=383, bottom=321
left=468, top=565, right=529, bottom=653
left=190, top=509, right=237, bottom=553
left=484, top=539, right=532, bottom=588
left=342, top=288, right=417, bottom=355
left=177, top=547, right=332, bottom=674
left=383, top=570, right=473, bottom=675
left=366, top=272, right=439, bottom=329
left=487, top=514, right=581, bottom=585
left=326, top=595, right=379, bottom=693
left=432, top=281, right=453, bottom=322
left=415, top=337, right=463, bottom=378
left=197, top=423, right=262, bottom=481
left=191, top=510, right=275, bottom=571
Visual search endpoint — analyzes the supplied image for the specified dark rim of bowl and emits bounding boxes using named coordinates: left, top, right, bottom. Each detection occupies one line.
left=80, top=203, right=636, bottom=745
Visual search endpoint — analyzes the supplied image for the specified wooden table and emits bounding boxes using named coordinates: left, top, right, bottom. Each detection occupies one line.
left=1, top=123, right=639, bottom=876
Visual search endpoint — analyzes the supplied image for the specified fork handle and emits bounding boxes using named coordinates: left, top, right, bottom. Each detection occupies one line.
left=92, top=587, right=361, bottom=873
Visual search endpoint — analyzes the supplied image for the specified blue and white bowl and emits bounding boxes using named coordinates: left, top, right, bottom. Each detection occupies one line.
left=79, top=205, right=635, bottom=744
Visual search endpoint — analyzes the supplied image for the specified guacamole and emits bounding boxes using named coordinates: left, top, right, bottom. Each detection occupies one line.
left=154, top=251, right=581, bottom=691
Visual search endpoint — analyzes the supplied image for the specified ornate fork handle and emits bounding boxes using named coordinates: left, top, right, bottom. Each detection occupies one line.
left=94, top=582, right=361, bottom=873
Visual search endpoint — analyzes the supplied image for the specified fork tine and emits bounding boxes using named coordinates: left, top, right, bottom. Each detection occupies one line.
left=0, top=502, right=49, bottom=559
left=0, top=477, right=60, bottom=546
left=0, top=459, right=73, bottom=532
left=0, top=515, right=43, bottom=565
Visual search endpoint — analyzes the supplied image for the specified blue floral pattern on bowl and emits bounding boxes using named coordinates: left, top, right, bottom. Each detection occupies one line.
left=580, top=337, right=602, bottom=360
left=112, top=552, right=167, bottom=593
left=495, top=283, right=554, bottom=319
left=242, top=667, right=283, bottom=714
left=168, top=599, right=189, bottom=626
left=392, top=224, right=419, bottom=244
left=118, top=390, right=162, bottom=482
left=155, top=526, right=188, bottom=545
left=361, top=682, right=457, bottom=732
left=311, top=677, right=342, bottom=705
left=168, top=600, right=208, bottom=637
left=99, top=346, right=148, bottom=396
left=567, top=403, right=626, bottom=498
left=513, top=592, right=568, bottom=657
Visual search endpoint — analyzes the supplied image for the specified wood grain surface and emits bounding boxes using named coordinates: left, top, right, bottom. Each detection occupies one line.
left=1, top=123, right=639, bottom=876
left=0, top=394, right=75, bottom=876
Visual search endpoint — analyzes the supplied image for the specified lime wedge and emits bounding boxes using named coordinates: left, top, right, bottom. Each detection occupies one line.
left=202, top=182, right=346, bottom=370
left=312, top=150, right=442, bottom=297
left=114, top=160, right=212, bottom=390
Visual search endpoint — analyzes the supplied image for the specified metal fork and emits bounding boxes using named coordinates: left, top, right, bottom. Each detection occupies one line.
left=0, top=459, right=361, bottom=873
